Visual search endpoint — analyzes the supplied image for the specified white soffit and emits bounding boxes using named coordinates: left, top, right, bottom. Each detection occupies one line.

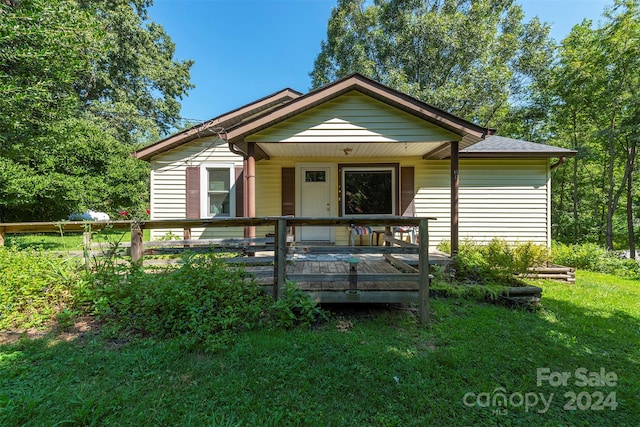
left=258, top=141, right=445, bottom=158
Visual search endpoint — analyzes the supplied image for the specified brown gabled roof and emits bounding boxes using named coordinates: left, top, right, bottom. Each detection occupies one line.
left=133, top=88, right=302, bottom=161
left=134, top=73, right=501, bottom=162
left=227, top=73, right=495, bottom=159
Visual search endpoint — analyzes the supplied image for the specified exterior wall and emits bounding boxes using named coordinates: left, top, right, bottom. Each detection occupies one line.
left=254, top=156, right=423, bottom=244
left=247, top=91, right=459, bottom=146
left=150, top=142, right=551, bottom=248
left=149, top=137, right=244, bottom=240
left=146, top=91, right=551, bottom=249
left=415, top=161, right=451, bottom=250
left=416, top=159, right=551, bottom=249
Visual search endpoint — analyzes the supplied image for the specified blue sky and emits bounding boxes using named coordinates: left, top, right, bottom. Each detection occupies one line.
left=149, top=0, right=611, bottom=123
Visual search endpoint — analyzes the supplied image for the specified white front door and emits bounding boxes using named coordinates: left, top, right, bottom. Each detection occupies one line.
left=299, top=166, right=332, bottom=241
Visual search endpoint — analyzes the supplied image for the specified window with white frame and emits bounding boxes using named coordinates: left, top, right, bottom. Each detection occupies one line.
left=200, top=165, right=235, bottom=218
left=341, top=166, right=396, bottom=215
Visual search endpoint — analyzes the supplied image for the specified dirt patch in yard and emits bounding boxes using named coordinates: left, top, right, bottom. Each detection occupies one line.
left=0, top=317, right=100, bottom=346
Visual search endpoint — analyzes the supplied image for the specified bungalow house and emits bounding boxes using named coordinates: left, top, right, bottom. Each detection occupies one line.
left=133, top=74, right=575, bottom=252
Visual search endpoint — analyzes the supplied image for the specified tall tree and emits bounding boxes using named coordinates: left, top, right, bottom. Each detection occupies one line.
left=310, top=0, right=554, bottom=128
left=0, top=0, right=193, bottom=222
left=549, top=0, right=640, bottom=251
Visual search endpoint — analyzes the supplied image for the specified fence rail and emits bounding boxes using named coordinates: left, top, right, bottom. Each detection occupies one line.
left=1, top=216, right=434, bottom=323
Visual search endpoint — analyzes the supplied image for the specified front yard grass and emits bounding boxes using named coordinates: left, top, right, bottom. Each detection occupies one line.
left=5, top=229, right=150, bottom=251
left=1, top=270, right=638, bottom=426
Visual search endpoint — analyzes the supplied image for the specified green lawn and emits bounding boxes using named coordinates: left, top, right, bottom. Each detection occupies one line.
left=5, top=229, right=151, bottom=251
left=1, top=271, right=638, bottom=426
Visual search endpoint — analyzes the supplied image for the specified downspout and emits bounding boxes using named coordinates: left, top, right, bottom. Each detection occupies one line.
left=246, top=142, right=256, bottom=239
left=227, top=137, right=251, bottom=238
left=550, top=156, right=567, bottom=171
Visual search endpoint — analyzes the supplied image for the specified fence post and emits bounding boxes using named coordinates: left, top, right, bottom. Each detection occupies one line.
left=82, top=226, right=92, bottom=273
left=418, top=218, right=430, bottom=324
left=183, top=227, right=191, bottom=248
left=0, top=227, right=4, bottom=247
left=130, top=222, right=144, bottom=264
left=273, top=217, right=287, bottom=300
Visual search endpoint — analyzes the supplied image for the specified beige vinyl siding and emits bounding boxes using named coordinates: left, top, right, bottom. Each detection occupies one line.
left=254, top=156, right=422, bottom=244
left=253, top=159, right=295, bottom=238
left=416, top=159, right=550, bottom=249
left=458, top=160, right=549, bottom=246
left=149, top=137, right=244, bottom=240
left=247, top=91, right=459, bottom=144
left=415, top=161, right=451, bottom=250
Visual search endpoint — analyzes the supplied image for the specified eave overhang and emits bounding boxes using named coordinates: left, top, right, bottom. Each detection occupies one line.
left=460, top=151, right=578, bottom=159
left=459, top=136, right=577, bottom=159
left=133, top=88, right=302, bottom=161
left=227, top=74, right=495, bottom=161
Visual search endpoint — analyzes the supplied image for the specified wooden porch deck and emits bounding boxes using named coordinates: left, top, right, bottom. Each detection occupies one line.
left=246, top=250, right=451, bottom=304
left=0, top=216, right=439, bottom=322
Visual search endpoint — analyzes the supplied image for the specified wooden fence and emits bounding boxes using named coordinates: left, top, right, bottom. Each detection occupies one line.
left=0, top=216, right=435, bottom=323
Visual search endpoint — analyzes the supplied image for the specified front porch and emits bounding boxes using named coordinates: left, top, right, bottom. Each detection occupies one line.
left=0, top=215, right=441, bottom=323
left=171, top=217, right=439, bottom=323
left=244, top=249, right=451, bottom=304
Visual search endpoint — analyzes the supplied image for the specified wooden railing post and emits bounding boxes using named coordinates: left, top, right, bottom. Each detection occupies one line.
left=273, top=217, right=287, bottom=300
left=384, top=226, right=391, bottom=246
left=0, top=227, right=4, bottom=247
left=418, top=218, right=430, bottom=324
left=130, top=222, right=144, bottom=264
left=183, top=227, right=191, bottom=248
left=82, top=226, right=92, bottom=273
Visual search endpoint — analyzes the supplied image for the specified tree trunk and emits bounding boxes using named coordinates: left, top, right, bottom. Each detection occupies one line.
left=605, top=130, right=616, bottom=250
left=627, top=172, right=635, bottom=259
left=626, top=137, right=637, bottom=259
left=571, top=113, right=579, bottom=242
left=605, top=151, right=632, bottom=252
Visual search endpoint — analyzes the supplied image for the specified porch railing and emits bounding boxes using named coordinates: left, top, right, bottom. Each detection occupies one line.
left=0, top=216, right=434, bottom=323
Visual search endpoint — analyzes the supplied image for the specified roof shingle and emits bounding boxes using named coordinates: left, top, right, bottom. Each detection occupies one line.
left=461, top=135, right=576, bottom=158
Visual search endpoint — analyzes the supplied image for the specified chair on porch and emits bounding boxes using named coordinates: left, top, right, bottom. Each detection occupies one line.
left=393, top=225, right=417, bottom=244
left=349, top=224, right=373, bottom=246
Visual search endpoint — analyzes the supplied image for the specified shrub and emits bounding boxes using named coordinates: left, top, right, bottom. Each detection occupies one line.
left=88, top=253, right=330, bottom=348
left=551, top=241, right=608, bottom=270
left=0, top=247, right=85, bottom=329
left=512, top=241, right=549, bottom=276
left=482, top=238, right=515, bottom=281
left=270, top=281, right=328, bottom=328
left=551, top=241, right=640, bottom=278
left=454, top=240, right=489, bottom=283
left=449, top=239, right=549, bottom=285
left=90, top=254, right=272, bottom=349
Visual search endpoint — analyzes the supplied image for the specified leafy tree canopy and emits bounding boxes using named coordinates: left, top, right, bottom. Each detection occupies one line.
left=0, top=0, right=193, bottom=221
left=548, top=0, right=640, bottom=249
left=310, top=0, right=554, bottom=128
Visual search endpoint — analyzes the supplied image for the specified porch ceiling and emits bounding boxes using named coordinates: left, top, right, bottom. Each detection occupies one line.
left=255, top=141, right=448, bottom=158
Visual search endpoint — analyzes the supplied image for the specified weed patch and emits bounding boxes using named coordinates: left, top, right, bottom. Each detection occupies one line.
left=0, top=247, right=85, bottom=330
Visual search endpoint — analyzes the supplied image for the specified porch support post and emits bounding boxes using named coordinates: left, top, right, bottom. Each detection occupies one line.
left=247, top=142, right=256, bottom=238
left=451, top=140, right=459, bottom=255
left=243, top=157, right=249, bottom=238
left=418, top=217, right=430, bottom=324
